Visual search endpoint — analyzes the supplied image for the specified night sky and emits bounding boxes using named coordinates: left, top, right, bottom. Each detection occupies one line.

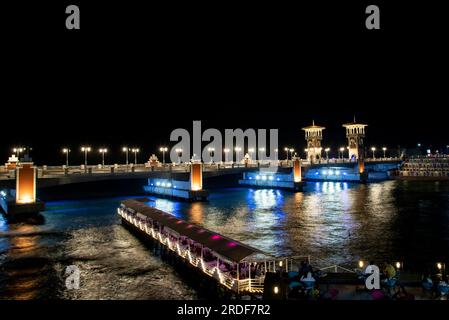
left=2, top=1, right=448, bottom=165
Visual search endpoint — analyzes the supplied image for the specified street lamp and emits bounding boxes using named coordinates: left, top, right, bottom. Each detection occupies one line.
left=382, top=147, right=387, bottom=158
left=122, top=147, right=129, bottom=166
left=346, top=146, right=350, bottom=160
left=339, top=147, right=345, bottom=159
left=13, top=147, right=24, bottom=159
left=274, top=148, right=278, bottom=160
left=289, top=149, right=294, bottom=160
left=81, top=147, right=91, bottom=166
left=248, top=148, right=255, bottom=161
left=284, top=147, right=289, bottom=160
left=159, top=147, right=168, bottom=164
left=223, top=148, right=230, bottom=163
left=99, top=148, right=108, bottom=166
left=131, top=148, right=140, bottom=164
left=175, top=148, right=183, bottom=164
left=207, top=147, right=215, bottom=163
left=371, top=147, right=376, bottom=159
left=258, top=147, right=265, bottom=162
left=234, top=147, right=242, bottom=163
left=325, top=147, right=330, bottom=160
left=62, top=148, right=71, bottom=166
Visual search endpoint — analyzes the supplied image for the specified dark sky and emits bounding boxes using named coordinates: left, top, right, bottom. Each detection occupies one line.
left=2, top=1, right=448, bottom=164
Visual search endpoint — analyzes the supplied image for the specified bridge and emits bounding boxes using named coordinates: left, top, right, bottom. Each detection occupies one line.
left=0, top=163, right=264, bottom=189
left=0, top=158, right=402, bottom=189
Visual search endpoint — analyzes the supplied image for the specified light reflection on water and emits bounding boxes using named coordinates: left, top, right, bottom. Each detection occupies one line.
left=1, top=180, right=449, bottom=299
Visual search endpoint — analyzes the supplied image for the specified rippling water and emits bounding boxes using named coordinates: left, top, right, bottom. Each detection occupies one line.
left=1, top=181, right=448, bottom=299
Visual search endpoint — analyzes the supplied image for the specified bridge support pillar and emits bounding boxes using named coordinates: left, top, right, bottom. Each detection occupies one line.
left=188, top=159, right=209, bottom=200
left=0, top=159, right=45, bottom=217
left=358, top=159, right=368, bottom=183
left=292, top=157, right=304, bottom=191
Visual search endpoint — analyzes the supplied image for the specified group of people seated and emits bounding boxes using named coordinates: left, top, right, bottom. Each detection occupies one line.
left=285, top=261, right=331, bottom=300
left=422, top=271, right=449, bottom=298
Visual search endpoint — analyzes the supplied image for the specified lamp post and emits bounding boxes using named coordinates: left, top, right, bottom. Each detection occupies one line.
left=159, top=147, right=168, bottom=164
left=81, top=147, right=91, bottom=166
left=284, top=147, right=289, bottom=161
left=289, top=149, right=294, bottom=161
left=325, top=148, right=330, bottom=160
left=258, top=147, right=265, bottom=164
left=248, top=148, right=255, bottom=161
left=175, top=148, right=183, bottom=164
left=62, top=148, right=71, bottom=167
left=339, top=147, right=345, bottom=160
left=382, top=147, right=387, bottom=158
left=346, top=146, right=350, bottom=160
left=371, top=147, right=376, bottom=159
left=207, top=147, right=215, bottom=164
left=99, top=148, right=108, bottom=166
left=131, top=148, right=140, bottom=165
left=224, top=148, right=230, bottom=163
left=13, top=147, right=24, bottom=160
left=122, top=147, right=129, bottom=166
left=274, top=148, right=278, bottom=161
left=234, top=147, right=242, bottom=164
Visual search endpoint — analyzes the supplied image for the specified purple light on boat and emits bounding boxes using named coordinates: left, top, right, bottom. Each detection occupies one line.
left=211, top=235, right=221, bottom=240
left=227, top=242, right=238, bottom=247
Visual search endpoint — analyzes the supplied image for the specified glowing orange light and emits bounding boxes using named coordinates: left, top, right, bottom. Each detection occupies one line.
left=293, top=158, right=302, bottom=182
left=358, top=160, right=365, bottom=174
left=16, top=163, right=36, bottom=204
left=190, top=162, right=202, bottom=191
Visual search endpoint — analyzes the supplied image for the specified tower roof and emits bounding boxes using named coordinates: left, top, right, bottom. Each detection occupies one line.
left=342, top=122, right=368, bottom=128
left=342, top=115, right=368, bottom=127
left=302, top=120, right=325, bottom=130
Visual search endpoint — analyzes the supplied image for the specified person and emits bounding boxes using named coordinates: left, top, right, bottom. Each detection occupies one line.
left=298, top=261, right=309, bottom=278
left=301, top=271, right=316, bottom=290
left=392, top=285, right=414, bottom=300
left=301, top=272, right=316, bottom=282
left=383, top=261, right=396, bottom=279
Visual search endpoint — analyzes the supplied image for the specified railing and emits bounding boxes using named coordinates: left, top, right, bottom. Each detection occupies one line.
left=319, top=264, right=355, bottom=273
left=238, top=278, right=265, bottom=293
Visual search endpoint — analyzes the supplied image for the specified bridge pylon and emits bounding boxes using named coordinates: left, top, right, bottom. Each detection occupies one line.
left=302, top=121, right=325, bottom=164
left=342, top=118, right=368, bottom=161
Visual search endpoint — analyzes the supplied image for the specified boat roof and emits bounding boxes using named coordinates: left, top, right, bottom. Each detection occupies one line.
left=121, top=199, right=273, bottom=263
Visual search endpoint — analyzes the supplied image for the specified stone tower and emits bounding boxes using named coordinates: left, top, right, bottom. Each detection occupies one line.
left=302, top=120, right=325, bottom=163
